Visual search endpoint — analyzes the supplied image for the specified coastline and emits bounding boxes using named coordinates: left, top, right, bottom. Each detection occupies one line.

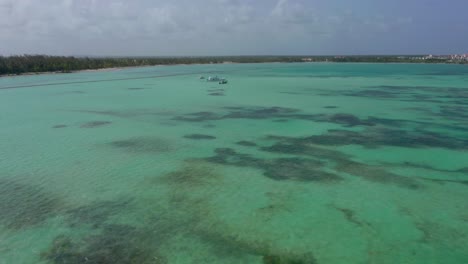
left=0, top=62, right=241, bottom=78
left=0, top=63, right=225, bottom=78
left=0, top=67, right=123, bottom=78
left=1, top=60, right=466, bottom=79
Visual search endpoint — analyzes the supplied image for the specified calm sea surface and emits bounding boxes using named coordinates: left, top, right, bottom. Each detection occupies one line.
left=1, top=63, right=468, bottom=263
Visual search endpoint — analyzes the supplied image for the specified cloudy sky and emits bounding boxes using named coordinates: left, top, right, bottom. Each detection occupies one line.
left=1, top=0, right=467, bottom=56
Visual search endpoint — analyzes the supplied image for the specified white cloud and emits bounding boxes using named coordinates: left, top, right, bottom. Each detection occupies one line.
left=0, top=0, right=433, bottom=55
left=271, top=0, right=316, bottom=24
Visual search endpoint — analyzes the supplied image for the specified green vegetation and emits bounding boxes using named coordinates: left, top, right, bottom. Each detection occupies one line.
left=1, top=55, right=466, bottom=76
left=0, top=55, right=302, bottom=76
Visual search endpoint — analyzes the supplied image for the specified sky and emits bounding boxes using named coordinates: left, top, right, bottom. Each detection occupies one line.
left=1, top=0, right=467, bottom=56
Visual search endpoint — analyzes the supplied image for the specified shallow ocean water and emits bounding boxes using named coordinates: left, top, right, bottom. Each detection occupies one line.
left=1, top=63, right=468, bottom=263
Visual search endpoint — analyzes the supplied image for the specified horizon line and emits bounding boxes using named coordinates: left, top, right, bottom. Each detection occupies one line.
left=2, top=53, right=467, bottom=58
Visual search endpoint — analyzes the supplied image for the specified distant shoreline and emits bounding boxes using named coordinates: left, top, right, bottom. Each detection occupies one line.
left=1, top=67, right=121, bottom=77
left=1, top=55, right=467, bottom=78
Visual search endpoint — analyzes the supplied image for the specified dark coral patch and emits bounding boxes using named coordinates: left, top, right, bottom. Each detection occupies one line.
left=335, top=159, right=421, bottom=189
left=0, top=179, right=63, bottom=229
left=236, top=141, right=257, bottom=147
left=80, top=121, right=112, bottom=128
left=72, top=109, right=166, bottom=119
left=160, top=163, right=221, bottom=187
left=349, top=90, right=399, bottom=98
left=301, top=128, right=468, bottom=150
left=205, top=148, right=341, bottom=182
left=205, top=148, right=262, bottom=168
left=319, top=85, right=468, bottom=106
left=331, top=206, right=368, bottom=227
left=184, top=134, right=216, bottom=140
left=260, top=135, right=421, bottom=189
left=173, top=111, right=220, bottom=122
left=224, top=106, right=299, bottom=119
left=173, top=106, right=387, bottom=128
left=418, top=177, right=468, bottom=186
left=223, top=106, right=245, bottom=110
left=438, top=105, right=468, bottom=121
left=260, top=141, right=350, bottom=161
left=108, top=137, right=171, bottom=153
left=65, top=199, right=132, bottom=228
left=173, top=106, right=299, bottom=122
left=263, top=158, right=341, bottom=182
left=284, top=113, right=378, bottom=127
left=41, top=224, right=165, bottom=264
left=327, top=113, right=375, bottom=127
left=318, top=87, right=404, bottom=99
left=262, top=253, right=317, bottom=264
left=413, top=220, right=465, bottom=244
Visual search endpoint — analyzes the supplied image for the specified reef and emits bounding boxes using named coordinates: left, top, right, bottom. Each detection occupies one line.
left=331, top=206, right=369, bottom=227
left=145, top=162, right=324, bottom=263
left=65, top=199, right=132, bottom=228
left=260, top=135, right=422, bottom=189
left=173, top=106, right=298, bottom=122
left=262, top=253, right=317, bottom=264
left=236, top=141, right=258, bottom=147
left=318, top=85, right=468, bottom=105
left=335, top=159, right=421, bottom=189
left=107, top=137, right=172, bottom=153
left=80, top=121, right=112, bottom=128
left=418, top=177, right=468, bottom=186
left=204, top=148, right=342, bottom=182
left=172, top=106, right=424, bottom=128
left=71, top=109, right=166, bottom=119
left=183, top=134, right=217, bottom=140
left=41, top=224, right=165, bottom=264
left=160, top=163, right=222, bottom=187
left=291, top=128, right=468, bottom=150
left=0, top=179, right=64, bottom=229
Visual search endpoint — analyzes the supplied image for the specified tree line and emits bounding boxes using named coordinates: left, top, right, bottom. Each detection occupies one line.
left=0, top=55, right=303, bottom=75
left=1, top=55, right=465, bottom=76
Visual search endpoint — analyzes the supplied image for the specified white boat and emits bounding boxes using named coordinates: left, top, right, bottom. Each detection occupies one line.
left=207, top=76, right=221, bottom=82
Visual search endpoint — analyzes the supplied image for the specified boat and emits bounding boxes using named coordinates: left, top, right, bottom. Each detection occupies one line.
left=207, top=76, right=221, bottom=82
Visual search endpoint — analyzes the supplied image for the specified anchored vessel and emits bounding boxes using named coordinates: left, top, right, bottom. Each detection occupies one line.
left=205, top=75, right=228, bottom=84
left=207, top=76, right=221, bottom=82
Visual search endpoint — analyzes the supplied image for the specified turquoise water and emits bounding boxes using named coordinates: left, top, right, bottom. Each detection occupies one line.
left=1, top=63, right=468, bottom=264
